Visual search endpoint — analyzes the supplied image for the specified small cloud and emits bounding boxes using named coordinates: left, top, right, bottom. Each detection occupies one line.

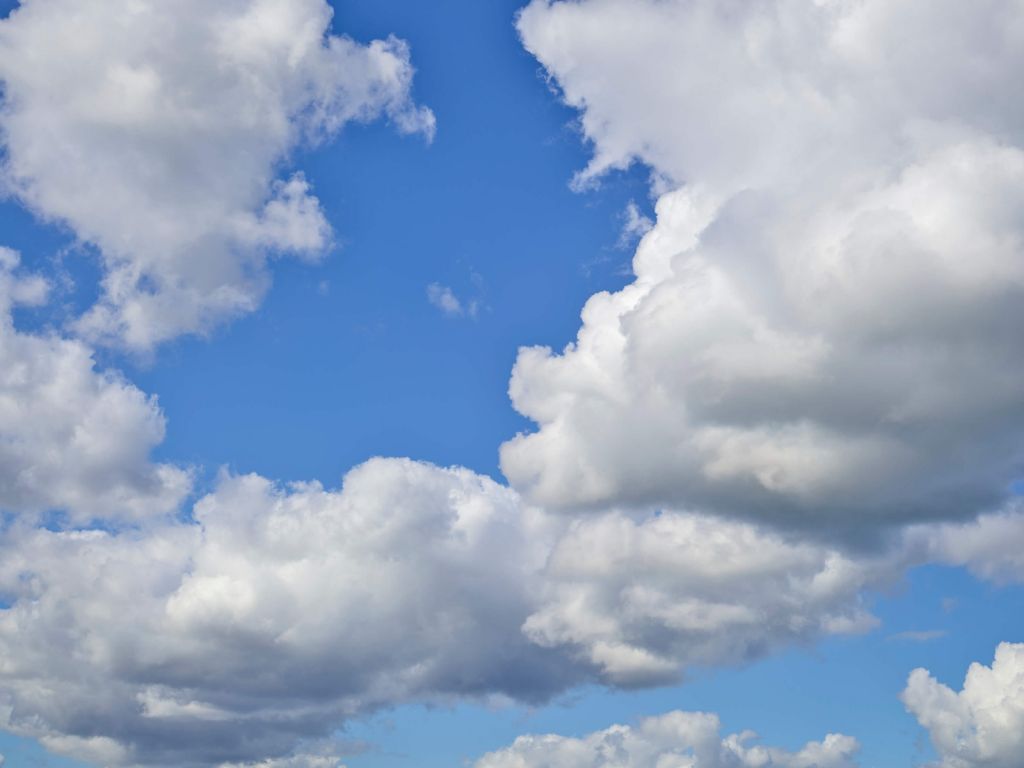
left=427, top=283, right=464, bottom=317
left=889, top=629, right=948, bottom=643
left=427, top=282, right=479, bottom=319
left=618, top=200, right=653, bottom=248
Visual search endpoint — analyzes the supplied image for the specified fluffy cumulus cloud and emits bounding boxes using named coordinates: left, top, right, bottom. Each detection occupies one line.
left=902, top=642, right=1024, bottom=768
left=524, top=510, right=894, bottom=686
left=0, top=459, right=576, bottom=766
left=908, top=500, right=1024, bottom=585
left=506, top=0, right=1024, bottom=535
left=474, top=710, right=859, bottom=768
left=0, top=248, right=189, bottom=524
left=0, top=449, right=901, bottom=765
left=0, top=0, right=434, bottom=349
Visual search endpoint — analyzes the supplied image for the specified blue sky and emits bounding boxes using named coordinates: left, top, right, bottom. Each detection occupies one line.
left=0, top=1, right=1022, bottom=767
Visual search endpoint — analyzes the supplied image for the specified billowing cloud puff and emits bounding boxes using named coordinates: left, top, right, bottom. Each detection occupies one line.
left=0, top=459, right=574, bottom=766
left=902, top=642, right=1024, bottom=768
left=0, top=249, right=189, bottom=523
left=474, top=710, right=860, bottom=768
left=524, top=510, right=895, bottom=686
left=0, top=454, right=897, bottom=766
left=516, top=0, right=1024, bottom=193
left=909, top=501, right=1024, bottom=585
left=505, top=0, right=1024, bottom=535
left=0, top=0, right=434, bottom=349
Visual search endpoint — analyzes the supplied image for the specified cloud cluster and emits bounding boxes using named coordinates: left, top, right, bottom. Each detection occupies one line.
left=902, top=643, right=1024, bottom=768
left=474, top=710, right=859, bottom=768
left=0, top=449, right=902, bottom=765
left=0, top=0, right=434, bottom=349
left=0, top=249, right=189, bottom=524
left=506, top=0, right=1024, bottom=536
left=0, top=0, right=1022, bottom=765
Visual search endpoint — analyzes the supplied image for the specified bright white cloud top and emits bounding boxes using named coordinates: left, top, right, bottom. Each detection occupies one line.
left=474, top=711, right=859, bottom=768
left=507, top=0, right=1024, bottom=535
left=902, top=642, right=1024, bottom=768
left=0, top=0, right=433, bottom=350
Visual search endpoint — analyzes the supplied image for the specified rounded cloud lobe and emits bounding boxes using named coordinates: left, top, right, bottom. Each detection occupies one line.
left=474, top=710, right=859, bottom=768
left=902, top=642, right=1024, bottom=768
left=524, top=510, right=893, bottom=686
left=0, top=250, right=189, bottom=524
left=0, top=0, right=434, bottom=350
left=506, top=0, right=1024, bottom=535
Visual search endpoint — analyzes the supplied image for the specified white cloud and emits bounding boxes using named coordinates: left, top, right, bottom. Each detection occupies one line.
left=427, top=282, right=465, bottom=316
left=0, top=451, right=900, bottom=765
left=524, top=509, right=894, bottom=686
left=0, top=246, right=896, bottom=764
left=619, top=201, right=653, bottom=248
left=0, top=250, right=189, bottom=524
left=0, top=459, right=577, bottom=766
left=474, top=710, right=859, bottom=768
left=888, top=630, right=947, bottom=644
left=427, top=282, right=480, bottom=318
left=505, top=0, right=1024, bottom=535
left=902, top=642, right=1024, bottom=768
left=910, top=502, right=1024, bottom=585
left=0, top=0, right=434, bottom=350
left=219, top=754, right=345, bottom=768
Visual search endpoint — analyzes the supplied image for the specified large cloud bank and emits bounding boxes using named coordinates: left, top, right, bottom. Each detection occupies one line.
left=474, top=710, right=859, bottom=768
left=902, top=642, right=1024, bottom=768
left=0, top=451, right=899, bottom=765
left=0, top=0, right=433, bottom=350
left=506, top=0, right=1024, bottom=536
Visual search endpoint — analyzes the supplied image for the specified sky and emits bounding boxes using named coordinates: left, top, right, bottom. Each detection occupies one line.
left=0, top=1, right=1022, bottom=767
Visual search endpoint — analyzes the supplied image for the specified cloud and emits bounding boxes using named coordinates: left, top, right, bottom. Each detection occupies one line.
left=0, top=0, right=434, bottom=350
left=0, top=250, right=189, bottom=524
left=220, top=754, right=346, bottom=768
left=910, top=501, right=1024, bottom=585
left=474, top=710, right=859, bottom=768
left=0, top=458, right=580, bottom=766
left=0, top=246, right=898, bottom=764
left=618, top=201, right=653, bottom=248
left=888, top=630, right=947, bottom=644
left=505, top=0, right=1024, bottom=536
left=902, top=642, right=1024, bottom=768
left=0, top=448, right=903, bottom=765
left=427, top=283, right=465, bottom=317
left=523, top=509, right=895, bottom=686
left=427, top=282, right=481, bottom=318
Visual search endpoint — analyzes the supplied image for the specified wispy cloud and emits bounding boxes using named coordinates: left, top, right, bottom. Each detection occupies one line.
left=427, top=282, right=478, bottom=318
left=889, top=630, right=948, bottom=643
